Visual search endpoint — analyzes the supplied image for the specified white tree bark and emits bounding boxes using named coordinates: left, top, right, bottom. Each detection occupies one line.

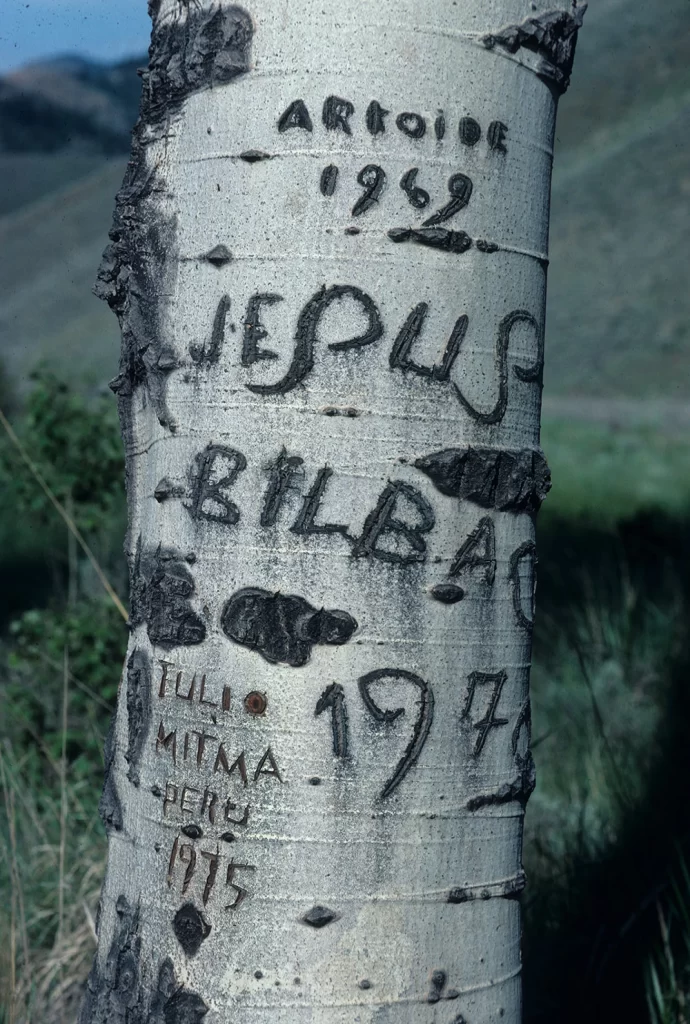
left=82, top=2, right=585, bottom=1022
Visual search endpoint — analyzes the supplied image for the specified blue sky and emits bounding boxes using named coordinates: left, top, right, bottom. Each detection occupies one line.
left=1, top=0, right=150, bottom=72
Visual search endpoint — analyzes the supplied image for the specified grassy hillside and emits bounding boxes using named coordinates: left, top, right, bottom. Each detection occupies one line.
left=0, top=161, right=124, bottom=392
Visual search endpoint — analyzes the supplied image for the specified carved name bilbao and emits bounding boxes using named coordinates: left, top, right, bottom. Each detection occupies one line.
left=189, top=287, right=543, bottom=419
left=155, top=444, right=543, bottom=619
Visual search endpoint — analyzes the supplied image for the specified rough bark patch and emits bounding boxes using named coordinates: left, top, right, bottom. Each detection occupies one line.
left=221, top=588, right=357, bottom=666
left=79, top=896, right=209, bottom=1023
left=125, top=648, right=152, bottom=787
left=99, top=717, right=124, bottom=833
left=483, top=2, right=587, bottom=93
left=414, top=447, right=551, bottom=513
left=95, top=4, right=253, bottom=430
left=173, top=903, right=211, bottom=957
left=130, top=542, right=207, bottom=649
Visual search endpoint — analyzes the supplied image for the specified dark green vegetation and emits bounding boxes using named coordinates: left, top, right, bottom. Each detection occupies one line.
left=0, top=0, right=689, bottom=1018
left=0, top=377, right=126, bottom=1022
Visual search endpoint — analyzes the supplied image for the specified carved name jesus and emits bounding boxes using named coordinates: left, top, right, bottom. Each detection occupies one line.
left=189, top=288, right=543, bottom=417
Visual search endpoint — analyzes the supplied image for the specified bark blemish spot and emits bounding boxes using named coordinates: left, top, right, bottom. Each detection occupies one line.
left=244, top=691, right=268, bottom=715
left=302, top=905, right=338, bottom=928
left=430, top=584, right=465, bottom=604
left=428, top=970, right=447, bottom=1003
left=221, top=588, right=357, bottom=667
left=239, top=150, right=273, bottom=162
left=388, top=226, right=473, bottom=254
left=154, top=478, right=174, bottom=502
left=173, top=902, right=211, bottom=956
left=181, top=824, right=203, bottom=840
left=204, top=244, right=233, bottom=267
left=321, top=406, right=360, bottom=417
left=164, top=988, right=209, bottom=1023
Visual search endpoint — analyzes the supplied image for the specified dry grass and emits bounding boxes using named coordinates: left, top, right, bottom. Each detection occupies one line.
left=0, top=740, right=105, bottom=1024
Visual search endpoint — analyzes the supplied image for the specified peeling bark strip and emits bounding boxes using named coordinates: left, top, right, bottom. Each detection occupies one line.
left=86, top=1, right=583, bottom=1022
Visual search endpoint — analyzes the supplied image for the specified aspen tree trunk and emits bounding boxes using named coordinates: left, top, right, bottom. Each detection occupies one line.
left=82, top=2, right=585, bottom=1021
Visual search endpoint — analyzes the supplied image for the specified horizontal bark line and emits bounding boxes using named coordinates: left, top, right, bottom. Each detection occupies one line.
left=146, top=832, right=524, bottom=847
left=174, top=238, right=549, bottom=262
left=188, top=967, right=522, bottom=1005
left=179, top=146, right=555, bottom=163
left=123, top=886, right=527, bottom=903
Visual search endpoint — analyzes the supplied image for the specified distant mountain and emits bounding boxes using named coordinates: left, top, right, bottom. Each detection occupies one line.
left=0, top=54, right=144, bottom=154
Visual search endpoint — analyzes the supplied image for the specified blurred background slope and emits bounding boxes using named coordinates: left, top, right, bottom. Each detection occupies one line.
left=0, top=1, right=689, bottom=1022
